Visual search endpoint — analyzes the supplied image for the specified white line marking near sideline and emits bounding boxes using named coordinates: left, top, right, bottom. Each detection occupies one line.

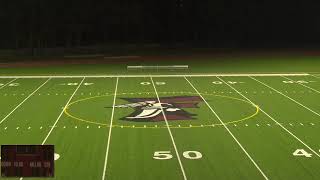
left=20, top=78, right=85, bottom=179
left=310, top=74, right=320, bottom=79
left=216, top=76, right=320, bottom=158
left=0, top=78, right=51, bottom=125
left=41, top=77, right=85, bottom=145
left=281, top=76, right=320, bottom=94
left=101, top=77, right=119, bottom=180
left=151, top=77, right=187, bottom=180
left=250, top=76, right=320, bottom=118
left=185, top=76, right=269, bottom=179
left=0, top=78, right=18, bottom=90
left=0, top=73, right=309, bottom=79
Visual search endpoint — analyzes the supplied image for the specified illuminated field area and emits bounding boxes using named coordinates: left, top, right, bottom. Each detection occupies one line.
left=0, top=71, right=320, bottom=180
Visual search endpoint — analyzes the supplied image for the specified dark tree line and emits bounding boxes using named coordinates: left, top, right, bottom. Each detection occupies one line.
left=1, top=0, right=320, bottom=49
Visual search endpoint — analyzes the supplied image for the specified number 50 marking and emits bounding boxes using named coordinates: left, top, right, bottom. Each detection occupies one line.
left=153, top=151, right=202, bottom=160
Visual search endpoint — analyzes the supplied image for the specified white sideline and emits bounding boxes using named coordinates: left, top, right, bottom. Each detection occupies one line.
left=0, top=73, right=309, bottom=79
left=102, top=77, right=119, bottom=180
left=250, top=76, right=320, bottom=117
left=216, top=76, right=320, bottom=158
left=0, top=78, right=17, bottom=90
left=281, top=76, right=320, bottom=94
left=151, top=77, right=187, bottom=180
left=184, top=76, right=269, bottom=180
left=41, top=77, right=85, bottom=145
left=0, top=78, right=51, bottom=125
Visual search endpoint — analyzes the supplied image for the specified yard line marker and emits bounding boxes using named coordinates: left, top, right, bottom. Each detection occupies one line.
left=0, top=73, right=310, bottom=79
left=0, top=78, right=17, bottom=90
left=250, top=76, right=320, bottom=118
left=185, top=76, right=268, bottom=180
left=282, top=76, right=320, bottom=94
left=41, top=77, right=85, bottom=145
left=151, top=77, right=187, bottom=180
left=0, top=78, right=51, bottom=125
left=310, top=74, right=320, bottom=79
left=217, top=76, right=320, bottom=158
left=102, top=77, right=119, bottom=180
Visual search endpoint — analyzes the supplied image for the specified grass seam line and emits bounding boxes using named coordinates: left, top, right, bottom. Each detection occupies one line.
left=150, top=77, right=188, bottom=180
left=216, top=76, right=320, bottom=158
left=185, top=76, right=269, bottom=180
left=101, top=77, right=119, bottom=180
left=249, top=76, right=320, bottom=117
left=0, top=78, right=51, bottom=125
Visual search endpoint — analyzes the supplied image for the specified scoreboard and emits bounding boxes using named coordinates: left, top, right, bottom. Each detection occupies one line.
left=1, top=145, right=54, bottom=177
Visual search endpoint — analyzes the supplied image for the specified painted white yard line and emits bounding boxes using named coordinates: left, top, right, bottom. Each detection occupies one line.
left=281, top=76, right=320, bottom=94
left=0, top=73, right=309, bottom=79
left=250, top=76, right=320, bottom=117
left=151, top=77, right=187, bottom=180
left=0, top=78, right=17, bottom=90
left=102, top=77, right=119, bottom=180
left=0, top=78, right=51, bottom=125
left=309, top=74, right=320, bottom=79
left=216, top=76, right=320, bottom=158
left=41, top=77, right=85, bottom=145
left=184, top=76, right=269, bottom=180
left=20, top=78, right=84, bottom=180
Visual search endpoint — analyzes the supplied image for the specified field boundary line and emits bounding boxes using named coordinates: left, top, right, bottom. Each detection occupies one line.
left=102, top=77, right=119, bottom=180
left=184, top=76, right=269, bottom=180
left=281, top=76, right=320, bottom=94
left=0, top=78, right=18, bottom=90
left=0, top=73, right=310, bottom=79
left=151, top=77, right=187, bottom=180
left=0, top=78, right=51, bottom=125
left=217, top=76, right=320, bottom=157
left=41, top=77, right=85, bottom=144
left=250, top=76, right=320, bottom=117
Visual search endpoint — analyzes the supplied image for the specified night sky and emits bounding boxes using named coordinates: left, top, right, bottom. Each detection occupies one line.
left=1, top=0, right=320, bottom=49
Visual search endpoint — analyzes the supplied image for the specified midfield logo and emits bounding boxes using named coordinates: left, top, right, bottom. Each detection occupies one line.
left=114, top=96, right=203, bottom=122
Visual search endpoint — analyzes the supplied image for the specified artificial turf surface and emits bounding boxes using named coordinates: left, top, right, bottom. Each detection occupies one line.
left=0, top=54, right=320, bottom=180
left=0, top=72, right=320, bottom=180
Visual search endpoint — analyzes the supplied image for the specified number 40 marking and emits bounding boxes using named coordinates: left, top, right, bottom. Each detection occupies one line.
left=153, top=151, right=202, bottom=160
left=293, top=149, right=320, bottom=158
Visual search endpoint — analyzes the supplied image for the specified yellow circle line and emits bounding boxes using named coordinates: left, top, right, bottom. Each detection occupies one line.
left=64, top=92, right=260, bottom=129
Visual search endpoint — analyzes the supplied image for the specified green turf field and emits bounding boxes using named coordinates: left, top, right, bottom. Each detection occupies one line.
left=0, top=71, right=320, bottom=180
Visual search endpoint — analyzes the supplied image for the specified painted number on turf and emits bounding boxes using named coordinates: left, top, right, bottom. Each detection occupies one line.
left=153, top=151, right=202, bottom=160
left=153, top=151, right=173, bottom=160
left=283, top=80, right=315, bottom=84
left=60, top=83, right=94, bottom=86
left=212, top=81, right=243, bottom=85
left=293, top=149, right=313, bottom=158
left=141, top=82, right=166, bottom=85
left=0, top=83, right=20, bottom=87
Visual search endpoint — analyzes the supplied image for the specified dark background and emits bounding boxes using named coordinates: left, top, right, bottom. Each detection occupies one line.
left=1, top=0, right=320, bottom=49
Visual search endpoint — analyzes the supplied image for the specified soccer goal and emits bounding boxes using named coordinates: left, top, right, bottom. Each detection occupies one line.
left=127, top=65, right=189, bottom=72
